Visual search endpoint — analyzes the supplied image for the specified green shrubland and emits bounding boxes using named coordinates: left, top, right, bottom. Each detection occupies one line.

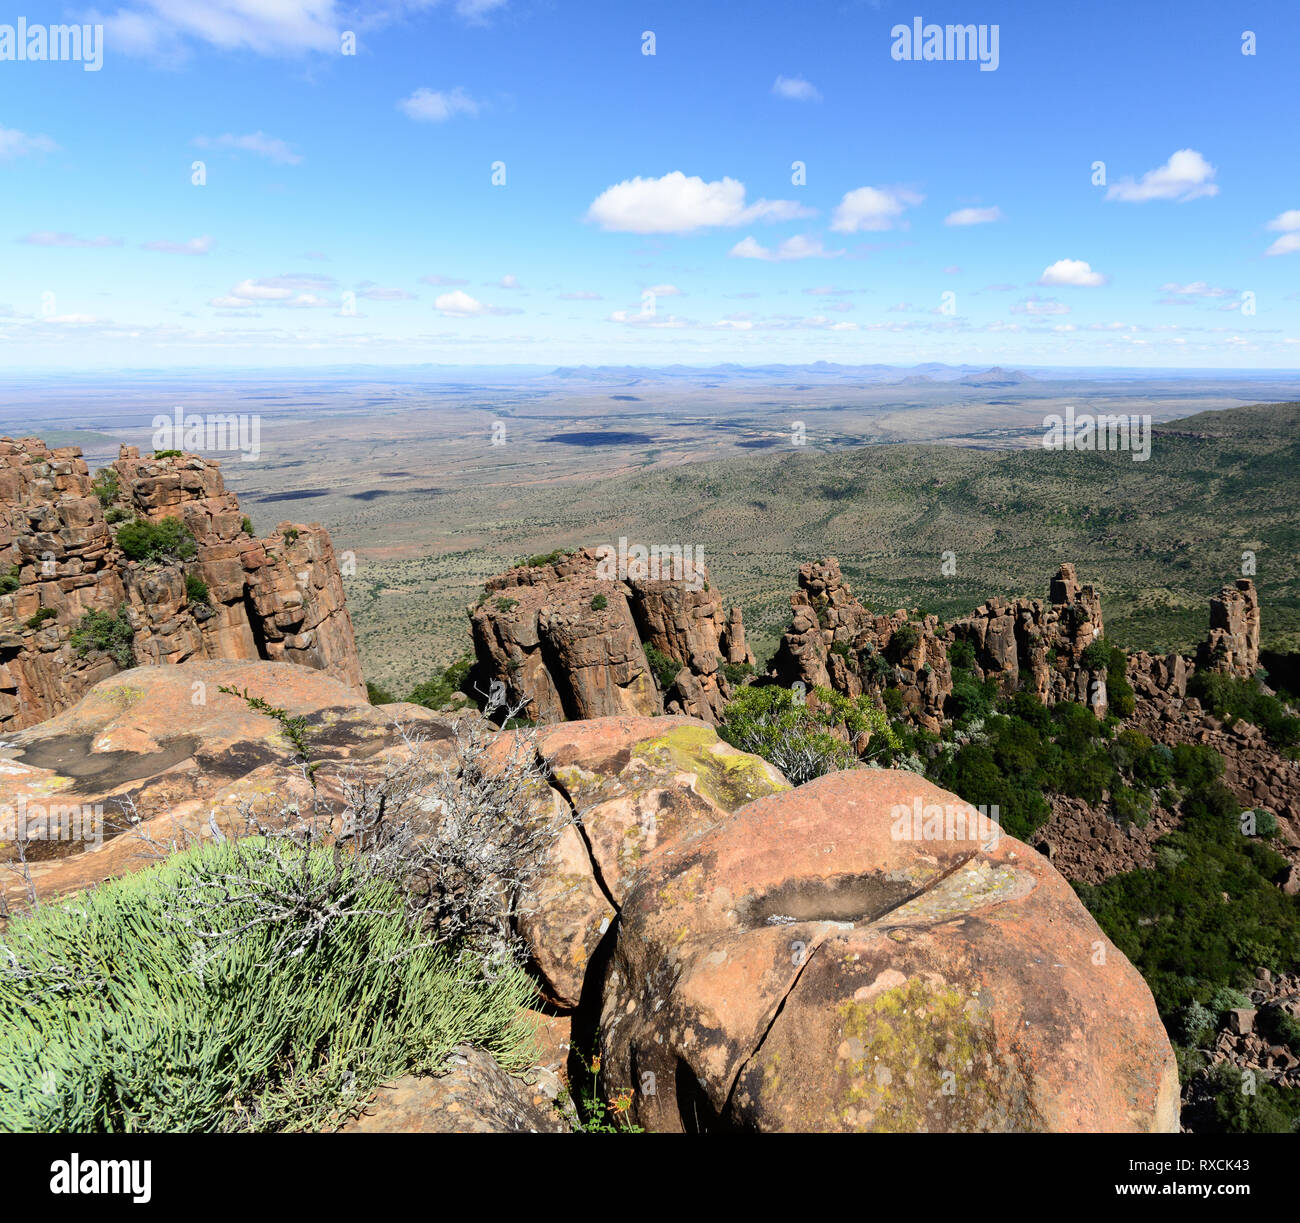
left=0, top=838, right=537, bottom=1133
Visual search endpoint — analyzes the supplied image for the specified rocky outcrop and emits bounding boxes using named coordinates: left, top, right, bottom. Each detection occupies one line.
left=773, top=559, right=1107, bottom=730
left=1197, top=579, right=1261, bottom=678
left=0, top=438, right=363, bottom=731
left=0, top=660, right=450, bottom=907
left=519, top=717, right=789, bottom=1008
left=468, top=548, right=752, bottom=726
left=4, top=661, right=1177, bottom=1132
left=337, top=1045, right=570, bottom=1134
left=597, top=768, right=1179, bottom=1133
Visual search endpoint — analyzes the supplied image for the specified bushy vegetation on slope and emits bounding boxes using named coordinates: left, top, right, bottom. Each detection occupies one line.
left=69, top=606, right=136, bottom=668
left=718, top=683, right=900, bottom=785
left=367, top=653, right=474, bottom=710
left=115, top=516, right=198, bottom=564
left=1189, top=670, right=1300, bottom=755
left=0, top=837, right=538, bottom=1133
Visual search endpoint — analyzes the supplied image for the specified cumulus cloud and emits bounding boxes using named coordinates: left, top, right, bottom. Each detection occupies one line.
left=830, top=186, right=922, bottom=233
left=772, top=75, right=820, bottom=101
left=1038, top=258, right=1108, bottom=287
left=1265, top=210, right=1300, bottom=256
left=433, top=289, right=519, bottom=317
left=729, top=234, right=843, bottom=261
left=944, top=205, right=1003, bottom=226
left=195, top=132, right=303, bottom=165
left=1104, top=149, right=1218, bottom=203
left=420, top=273, right=468, bottom=286
left=0, top=125, right=58, bottom=159
left=398, top=87, right=480, bottom=122
left=210, top=274, right=337, bottom=308
left=585, top=171, right=811, bottom=234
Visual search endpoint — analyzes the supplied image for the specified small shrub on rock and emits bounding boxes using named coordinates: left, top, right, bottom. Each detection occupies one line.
left=69, top=606, right=135, bottom=668
left=116, top=517, right=198, bottom=564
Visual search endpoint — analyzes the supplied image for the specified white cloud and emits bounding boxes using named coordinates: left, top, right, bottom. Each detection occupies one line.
left=355, top=282, right=415, bottom=301
left=398, top=87, right=480, bottom=122
left=434, top=290, right=486, bottom=316
left=1011, top=295, right=1069, bottom=315
left=608, top=309, right=688, bottom=328
left=495, top=274, right=521, bottom=289
left=1265, top=210, right=1300, bottom=256
left=772, top=75, right=821, bottom=101
left=96, top=0, right=340, bottom=57
left=96, top=0, right=511, bottom=62
left=433, top=289, right=520, bottom=317
left=585, top=171, right=811, bottom=234
left=455, top=0, right=507, bottom=19
left=1038, top=258, right=1108, bottom=287
left=142, top=235, right=214, bottom=255
left=195, top=132, right=303, bottom=165
left=830, top=186, right=922, bottom=233
left=644, top=283, right=682, bottom=296
left=211, top=274, right=336, bottom=308
left=1158, top=281, right=1233, bottom=299
left=729, top=234, right=843, bottom=261
left=0, top=125, right=57, bottom=159
left=944, top=206, right=1003, bottom=226
left=421, top=273, right=468, bottom=286
left=1104, top=149, right=1218, bottom=203
left=20, top=231, right=122, bottom=248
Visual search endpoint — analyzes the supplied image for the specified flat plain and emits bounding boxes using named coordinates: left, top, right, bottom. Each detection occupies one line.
left=3, top=364, right=1298, bottom=694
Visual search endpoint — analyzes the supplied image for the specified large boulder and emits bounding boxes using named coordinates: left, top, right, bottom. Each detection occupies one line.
left=517, top=716, right=789, bottom=1009
left=0, top=660, right=453, bottom=907
left=597, top=768, right=1179, bottom=1133
left=337, top=1046, right=569, bottom=1134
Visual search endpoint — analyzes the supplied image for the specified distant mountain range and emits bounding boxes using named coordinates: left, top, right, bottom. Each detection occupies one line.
left=545, top=362, right=1039, bottom=386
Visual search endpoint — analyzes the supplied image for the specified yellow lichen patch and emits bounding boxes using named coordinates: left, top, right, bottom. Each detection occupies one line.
left=829, top=977, right=1008, bottom=1132
left=95, top=685, right=145, bottom=711
left=633, top=725, right=788, bottom=812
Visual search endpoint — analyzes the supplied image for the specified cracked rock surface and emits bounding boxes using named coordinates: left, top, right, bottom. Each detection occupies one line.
left=595, top=768, right=1180, bottom=1133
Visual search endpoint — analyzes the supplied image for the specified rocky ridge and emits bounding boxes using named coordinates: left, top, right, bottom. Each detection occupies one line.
left=468, top=546, right=752, bottom=726
left=0, top=437, right=363, bottom=732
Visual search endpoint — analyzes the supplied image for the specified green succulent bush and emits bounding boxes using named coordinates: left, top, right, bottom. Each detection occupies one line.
left=718, top=683, right=900, bottom=785
left=90, top=468, right=120, bottom=508
left=644, top=643, right=682, bottom=690
left=69, top=606, right=135, bottom=668
left=184, top=573, right=211, bottom=606
left=0, top=838, right=538, bottom=1133
left=115, top=517, right=197, bottom=564
left=406, top=654, right=472, bottom=710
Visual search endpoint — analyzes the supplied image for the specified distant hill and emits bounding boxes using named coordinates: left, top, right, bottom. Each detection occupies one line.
left=957, top=367, right=1036, bottom=388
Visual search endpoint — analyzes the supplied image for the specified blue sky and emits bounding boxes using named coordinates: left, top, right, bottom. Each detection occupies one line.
left=1, top=0, right=1298, bottom=369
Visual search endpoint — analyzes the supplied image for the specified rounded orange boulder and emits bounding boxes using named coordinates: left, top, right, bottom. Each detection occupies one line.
left=598, top=768, right=1180, bottom=1133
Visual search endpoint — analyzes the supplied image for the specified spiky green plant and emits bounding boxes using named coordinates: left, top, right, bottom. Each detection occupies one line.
left=0, top=838, right=538, bottom=1133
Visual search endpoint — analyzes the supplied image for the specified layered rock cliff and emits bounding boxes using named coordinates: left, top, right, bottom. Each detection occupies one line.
left=0, top=437, right=363, bottom=731
left=467, top=547, right=752, bottom=725
left=773, top=559, right=1108, bottom=729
